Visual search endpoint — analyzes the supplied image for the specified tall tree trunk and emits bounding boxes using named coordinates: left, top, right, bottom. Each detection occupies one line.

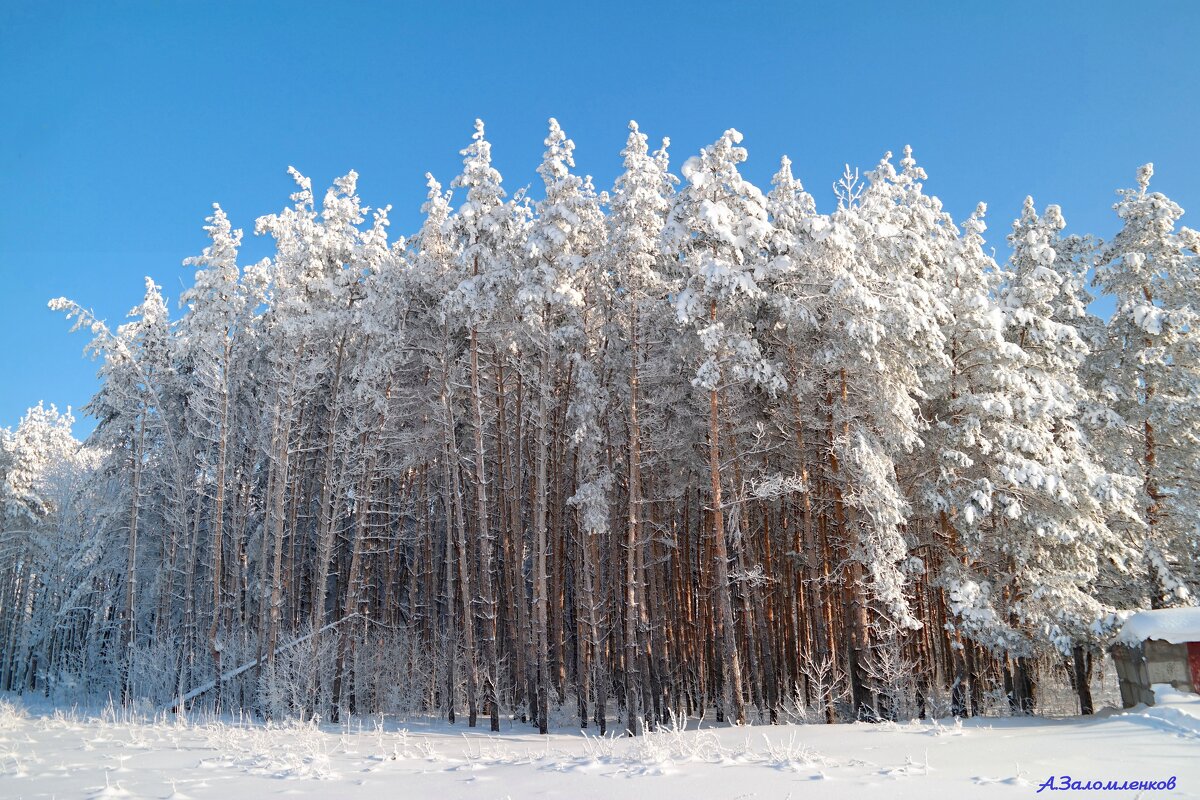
left=496, top=357, right=528, bottom=719
left=1072, top=646, right=1094, bottom=715
left=470, top=326, right=501, bottom=732
left=332, top=433, right=375, bottom=721
left=624, top=305, right=644, bottom=734
left=122, top=412, right=147, bottom=703
left=311, top=334, right=348, bottom=630
left=265, top=347, right=302, bottom=696
left=708, top=302, right=745, bottom=726
left=533, top=338, right=552, bottom=734
left=440, top=335, right=479, bottom=726
left=1141, top=287, right=1169, bottom=609
left=208, top=353, right=231, bottom=711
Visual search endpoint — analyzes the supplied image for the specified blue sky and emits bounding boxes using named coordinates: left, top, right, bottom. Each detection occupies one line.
left=2, top=1, right=1198, bottom=434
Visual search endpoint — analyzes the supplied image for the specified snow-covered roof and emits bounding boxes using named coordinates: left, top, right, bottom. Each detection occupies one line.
left=1115, top=607, right=1200, bottom=646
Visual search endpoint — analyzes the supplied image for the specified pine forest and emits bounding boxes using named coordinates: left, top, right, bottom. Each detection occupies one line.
left=4, top=119, right=1199, bottom=735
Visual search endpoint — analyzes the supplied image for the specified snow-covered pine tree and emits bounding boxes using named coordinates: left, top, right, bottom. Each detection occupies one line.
left=520, top=118, right=593, bottom=733
left=997, top=197, right=1140, bottom=713
left=1092, top=164, right=1200, bottom=609
left=603, top=121, right=676, bottom=734
left=176, top=204, right=258, bottom=708
left=812, top=149, right=944, bottom=719
left=445, top=117, right=526, bottom=731
left=666, top=128, right=783, bottom=725
left=0, top=404, right=93, bottom=693
left=408, top=169, right=472, bottom=726
left=761, top=154, right=830, bottom=718
left=51, top=278, right=180, bottom=699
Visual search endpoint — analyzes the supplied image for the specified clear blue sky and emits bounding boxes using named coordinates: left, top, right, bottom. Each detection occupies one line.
left=2, top=0, right=1198, bottom=435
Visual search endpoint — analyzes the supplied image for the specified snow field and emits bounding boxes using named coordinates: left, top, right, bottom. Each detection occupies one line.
left=2, top=694, right=1199, bottom=799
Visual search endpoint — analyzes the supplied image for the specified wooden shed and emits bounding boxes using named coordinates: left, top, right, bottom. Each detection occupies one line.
left=1110, top=608, right=1200, bottom=708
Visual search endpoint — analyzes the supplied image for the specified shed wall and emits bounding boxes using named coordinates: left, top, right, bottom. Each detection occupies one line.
left=1111, top=639, right=1197, bottom=708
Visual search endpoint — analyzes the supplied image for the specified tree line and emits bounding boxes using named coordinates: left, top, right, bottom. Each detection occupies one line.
left=2, top=120, right=1197, bottom=732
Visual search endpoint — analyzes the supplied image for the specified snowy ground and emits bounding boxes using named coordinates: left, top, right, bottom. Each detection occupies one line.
left=2, top=693, right=1198, bottom=799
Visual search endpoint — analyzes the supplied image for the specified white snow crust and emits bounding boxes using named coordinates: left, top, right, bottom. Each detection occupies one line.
left=2, top=694, right=1199, bottom=799
left=1116, top=607, right=1200, bottom=646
